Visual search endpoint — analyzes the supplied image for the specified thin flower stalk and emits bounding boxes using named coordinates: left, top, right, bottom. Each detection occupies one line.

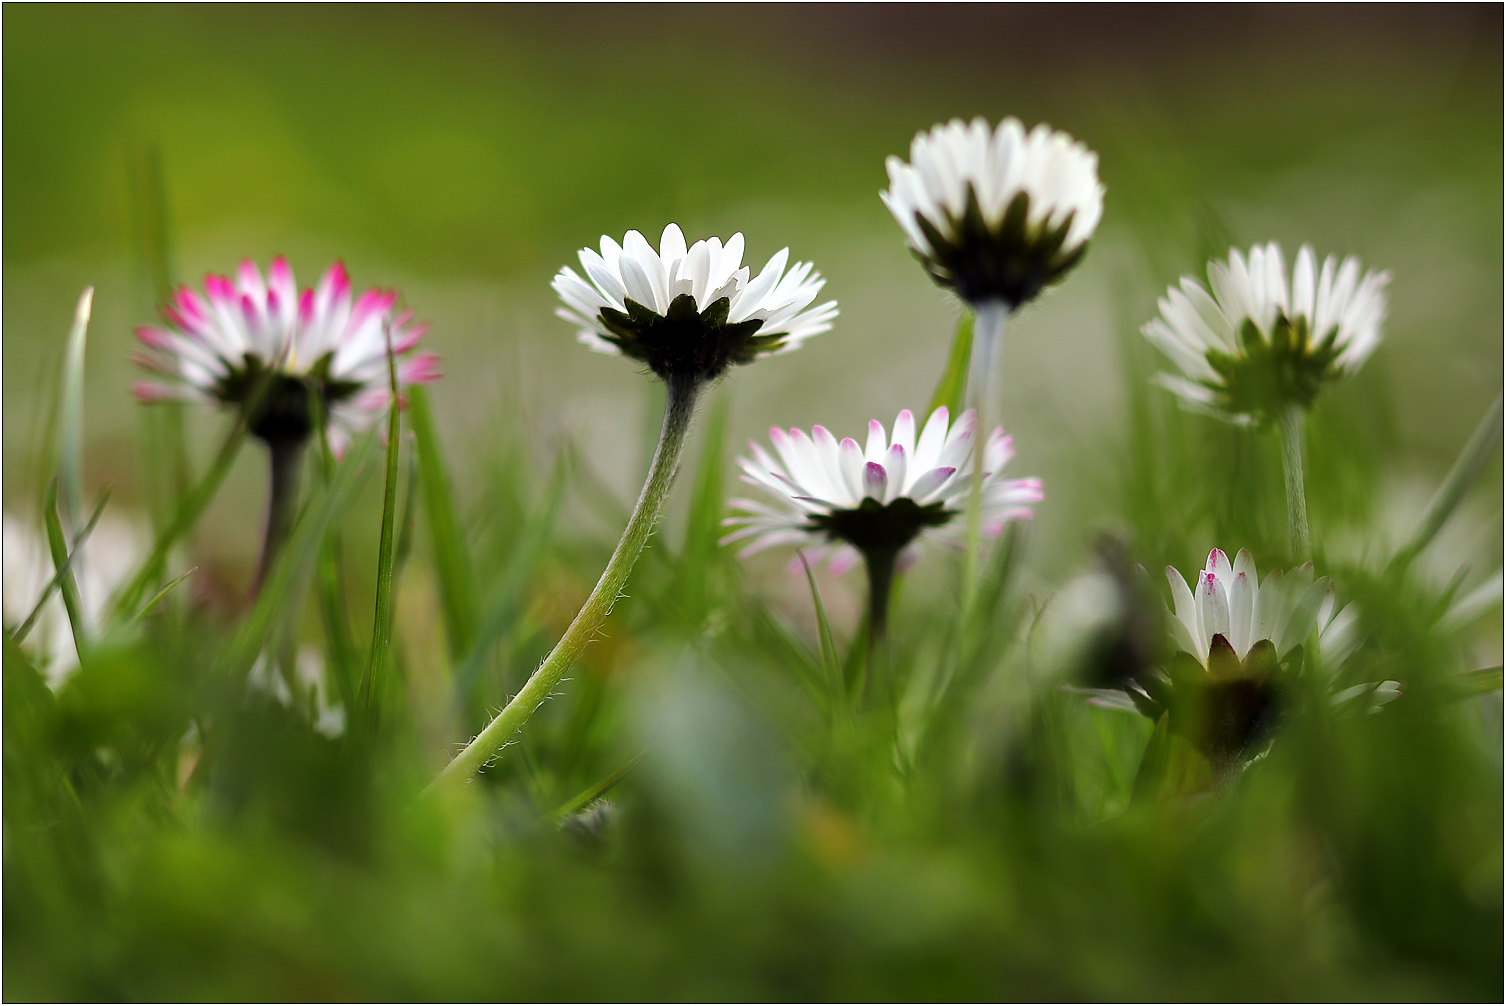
left=429, top=375, right=699, bottom=790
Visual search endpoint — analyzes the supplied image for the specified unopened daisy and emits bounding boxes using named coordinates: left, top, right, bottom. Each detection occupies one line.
left=553, top=223, right=837, bottom=387
left=431, top=225, right=837, bottom=792
left=1150, top=547, right=1395, bottom=773
left=1142, top=243, right=1390, bottom=561
left=882, top=117, right=1100, bottom=604
left=724, top=406, right=1043, bottom=650
left=882, top=117, right=1104, bottom=311
left=134, top=258, right=438, bottom=588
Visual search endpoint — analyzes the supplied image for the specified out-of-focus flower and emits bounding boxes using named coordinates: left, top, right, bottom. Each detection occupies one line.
left=1164, top=547, right=1331, bottom=669
left=133, top=258, right=439, bottom=454
left=3, top=511, right=148, bottom=690
left=881, top=117, right=1103, bottom=308
left=1144, top=547, right=1399, bottom=772
left=723, top=406, right=1042, bottom=572
left=552, top=223, right=837, bottom=384
left=1143, top=242, right=1390, bottom=424
left=247, top=644, right=346, bottom=739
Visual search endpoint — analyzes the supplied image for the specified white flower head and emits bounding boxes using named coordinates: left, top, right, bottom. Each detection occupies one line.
left=3, top=511, right=148, bottom=690
left=882, top=116, right=1104, bottom=307
left=134, top=258, right=439, bottom=454
left=247, top=644, right=347, bottom=738
left=723, top=405, right=1043, bottom=572
left=552, top=223, right=838, bottom=384
left=1164, top=547, right=1337, bottom=674
left=1143, top=242, right=1390, bottom=424
left=1158, top=548, right=1398, bottom=764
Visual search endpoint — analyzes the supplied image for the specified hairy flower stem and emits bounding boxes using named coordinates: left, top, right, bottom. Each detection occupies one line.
left=254, top=436, right=306, bottom=595
left=428, top=374, right=701, bottom=792
left=1278, top=404, right=1311, bottom=563
left=961, top=300, right=1008, bottom=617
left=860, top=546, right=899, bottom=704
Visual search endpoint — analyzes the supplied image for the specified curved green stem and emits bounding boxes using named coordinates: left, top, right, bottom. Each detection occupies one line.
left=1278, top=404, right=1311, bottom=563
left=427, top=374, right=701, bottom=791
left=961, top=300, right=1008, bottom=616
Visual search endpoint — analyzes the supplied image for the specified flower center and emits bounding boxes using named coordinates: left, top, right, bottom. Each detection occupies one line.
left=596, top=294, right=785, bottom=383
left=912, top=186, right=1087, bottom=307
left=216, top=353, right=364, bottom=445
left=1203, top=314, right=1344, bottom=421
left=805, top=496, right=954, bottom=556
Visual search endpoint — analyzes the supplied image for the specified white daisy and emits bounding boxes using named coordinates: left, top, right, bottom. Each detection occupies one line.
left=1143, top=242, right=1390, bottom=423
left=247, top=644, right=347, bottom=739
left=722, top=405, right=1043, bottom=573
left=3, top=511, right=148, bottom=690
left=133, top=258, right=439, bottom=453
left=552, top=223, right=838, bottom=384
left=1164, top=547, right=1396, bottom=707
left=881, top=117, right=1104, bottom=307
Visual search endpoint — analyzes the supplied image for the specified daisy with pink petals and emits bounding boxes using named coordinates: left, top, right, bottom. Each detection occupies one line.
left=724, top=406, right=1042, bottom=654
left=134, top=258, right=437, bottom=591
left=133, top=257, right=438, bottom=455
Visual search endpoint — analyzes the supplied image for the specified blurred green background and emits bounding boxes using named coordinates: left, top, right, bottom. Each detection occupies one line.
left=3, top=5, right=1502, bottom=1000
left=5, top=5, right=1502, bottom=585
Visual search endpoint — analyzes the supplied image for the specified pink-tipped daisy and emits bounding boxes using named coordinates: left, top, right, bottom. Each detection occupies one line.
left=552, top=223, right=838, bottom=385
left=133, top=258, right=439, bottom=452
left=723, top=405, right=1043, bottom=574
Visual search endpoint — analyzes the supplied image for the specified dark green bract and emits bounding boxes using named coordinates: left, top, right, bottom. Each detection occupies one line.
left=214, top=353, right=363, bottom=445
left=806, top=495, right=954, bottom=555
left=1203, top=315, right=1345, bottom=423
left=597, top=293, right=783, bottom=383
left=912, top=186, right=1088, bottom=308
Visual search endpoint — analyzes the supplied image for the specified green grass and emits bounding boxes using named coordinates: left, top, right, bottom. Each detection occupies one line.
left=2, top=7, right=1502, bottom=1001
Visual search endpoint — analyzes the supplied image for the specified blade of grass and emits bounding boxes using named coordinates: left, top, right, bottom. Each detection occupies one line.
left=798, top=551, right=842, bottom=699
left=14, top=486, right=111, bottom=644
left=362, top=328, right=405, bottom=718
left=928, top=311, right=974, bottom=418
left=128, top=142, right=190, bottom=526
left=221, top=431, right=378, bottom=690
left=453, top=459, right=569, bottom=707
left=675, top=387, right=729, bottom=626
left=130, top=566, right=198, bottom=626
left=55, top=288, right=93, bottom=528
left=551, top=748, right=647, bottom=820
left=43, top=481, right=87, bottom=654
left=113, top=413, right=253, bottom=618
left=312, top=387, right=358, bottom=713
left=1391, top=392, right=1503, bottom=570
left=394, top=435, right=420, bottom=588
left=409, top=386, right=476, bottom=658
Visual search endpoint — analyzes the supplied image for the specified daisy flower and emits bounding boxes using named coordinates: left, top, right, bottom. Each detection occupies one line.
left=1143, top=242, right=1390, bottom=424
left=552, top=223, right=837, bottom=386
left=1144, top=547, right=1397, bottom=773
left=133, top=258, right=439, bottom=454
left=433, top=224, right=835, bottom=788
left=3, top=511, right=149, bottom=690
left=881, top=117, right=1104, bottom=309
left=724, top=406, right=1042, bottom=646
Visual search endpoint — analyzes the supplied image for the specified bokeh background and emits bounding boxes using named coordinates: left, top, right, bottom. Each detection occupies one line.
left=5, top=5, right=1502, bottom=598
left=4, top=6, right=1503, bottom=1000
